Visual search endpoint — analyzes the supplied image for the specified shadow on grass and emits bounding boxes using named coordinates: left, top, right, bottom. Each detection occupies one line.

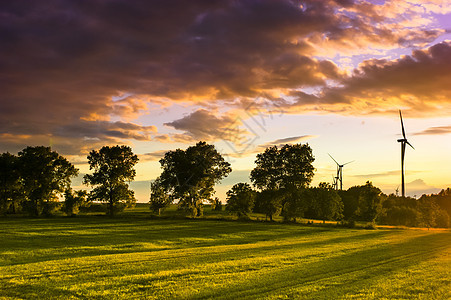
left=193, top=231, right=451, bottom=299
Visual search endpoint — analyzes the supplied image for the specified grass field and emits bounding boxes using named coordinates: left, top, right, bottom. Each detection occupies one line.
left=1, top=208, right=450, bottom=299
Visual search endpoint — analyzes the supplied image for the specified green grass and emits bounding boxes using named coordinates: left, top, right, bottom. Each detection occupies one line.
left=1, top=211, right=450, bottom=299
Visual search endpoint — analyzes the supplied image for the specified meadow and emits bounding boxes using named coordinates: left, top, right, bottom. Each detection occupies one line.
left=1, top=206, right=450, bottom=299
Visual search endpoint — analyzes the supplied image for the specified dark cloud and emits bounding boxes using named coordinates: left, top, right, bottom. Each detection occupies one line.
left=0, top=0, right=446, bottom=153
left=290, top=41, right=451, bottom=115
left=164, top=109, right=246, bottom=143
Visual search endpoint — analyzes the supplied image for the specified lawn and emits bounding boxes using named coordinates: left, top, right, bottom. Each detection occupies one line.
left=0, top=210, right=450, bottom=299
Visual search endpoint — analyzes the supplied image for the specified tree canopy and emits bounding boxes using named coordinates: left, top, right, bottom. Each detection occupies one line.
left=0, top=152, right=22, bottom=214
left=84, top=145, right=138, bottom=215
left=157, top=141, right=231, bottom=217
left=226, top=183, right=256, bottom=218
left=18, top=146, right=78, bottom=216
left=250, top=144, right=315, bottom=191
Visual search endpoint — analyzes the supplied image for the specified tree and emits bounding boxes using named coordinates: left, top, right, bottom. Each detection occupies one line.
left=149, top=179, right=171, bottom=215
left=250, top=144, right=314, bottom=221
left=250, top=144, right=315, bottom=191
left=254, top=189, right=284, bottom=221
left=356, top=181, right=383, bottom=223
left=84, top=145, right=138, bottom=216
left=226, top=183, right=256, bottom=218
left=309, top=183, right=343, bottom=223
left=157, top=141, right=231, bottom=217
left=417, top=198, right=439, bottom=229
left=18, top=146, right=78, bottom=216
left=63, top=189, right=89, bottom=216
left=281, top=188, right=308, bottom=222
left=0, top=152, right=23, bottom=214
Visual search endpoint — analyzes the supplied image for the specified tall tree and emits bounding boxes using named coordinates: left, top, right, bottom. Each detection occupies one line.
left=357, top=181, right=383, bottom=223
left=157, top=141, right=231, bottom=217
left=250, top=144, right=314, bottom=220
left=250, top=144, right=315, bottom=191
left=18, top=146, right=78, bottom=216
left=0, top=152, right=23, bottom=214
left=84, top=145, right=138, bottom=216
left=226, top=183, right=256, bottom=218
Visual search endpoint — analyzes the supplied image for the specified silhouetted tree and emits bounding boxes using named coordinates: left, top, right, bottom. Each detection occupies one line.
left=84, top=145, right=138, bottom=216
left=380, top=194, right=419, bottom=227
left=417, top=198, right=438, bottom=229
left=149, top=178, right=171, bottom=216
left=309, top=183, right=343, bottom=223
left=18, top=146, right=78, bottom=216
left=254, top=189, right=284, bottom=221
left=281, top=188, right=308, bottom=222
left=157, top=141, right=231, bottom=217
left=63, top=189, right=89, bottom=216
left=0, top=152, right=23, bottom=214
left=357, top=181, right=383, bottom=223
left=338, top=187, right=360, bottom=221
left=226, top=183, right=256, bottom=218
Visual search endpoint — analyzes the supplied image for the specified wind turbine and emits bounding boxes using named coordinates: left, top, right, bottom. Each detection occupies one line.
left=332, top=175, right=338, bottom=190
left=328, top=154, right=354, bottom=190
left=397, top=110, right=414, bottom=197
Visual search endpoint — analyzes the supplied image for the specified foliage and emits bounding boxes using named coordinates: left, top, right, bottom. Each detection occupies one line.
left=157, top=141, right=231, bottom=217
left=149, top=179, right=171, bottom=215
left=0, top=152, right=23, bottom=214
left=281, top=188, right=308, bottom=222
left=417, top=198, right=439, bottom=229
left=435, top=209, right=450, bottom=228
left=250, top=144, right=315, bottom=191
left=254, top=189, right=284, bottom=221
left=226, top=183, right=256, bottom=218
left=308, top=184, right=343, bottom=223
left=210, top=197, right=222, bottom=211
left=84, top=145, right=138, bottom=216
left=18, top=146, right=78, bottom=216
left=63, top=189, right=89, bottom=216
left=356, top=182, right=383, bottom=222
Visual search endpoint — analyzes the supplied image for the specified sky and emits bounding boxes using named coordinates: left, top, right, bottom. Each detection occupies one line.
left=2, top=0, right=451, bottom=202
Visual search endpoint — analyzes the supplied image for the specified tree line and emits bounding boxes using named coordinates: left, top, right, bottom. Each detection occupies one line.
left=0, top=145, right=137, bottom=216
left=1, top=142, right=450, bottom=228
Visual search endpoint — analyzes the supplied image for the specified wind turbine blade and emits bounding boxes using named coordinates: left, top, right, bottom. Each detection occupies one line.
left=328, top=153, right=339, bottom=166
left=399, top=110, right=406, bottom=139
left=343, top=160, right=355, bottom=166
left=406, top=140, right=415, bottom=150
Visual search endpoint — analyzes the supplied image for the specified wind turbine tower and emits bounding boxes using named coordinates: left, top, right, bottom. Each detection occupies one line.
left=397, top=110, right=414, bottom=197
left=328, top=154, right=354, bottom=190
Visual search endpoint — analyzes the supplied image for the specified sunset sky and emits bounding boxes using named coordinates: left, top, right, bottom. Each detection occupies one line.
left=2, top=0, right=451, bottom=202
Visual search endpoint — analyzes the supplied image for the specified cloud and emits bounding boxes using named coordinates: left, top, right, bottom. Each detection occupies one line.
left=226, top=135, right=317, bottom=158
left=406, top=179, right=440, bottom=196
left=414, top=125, right=451, bottom=135
left=139, top=150, right=169, bottom=162
left=0, top=0, right=449, bottom=153
left=352, top=170, right=422, bottom=179
left=164, top=109, right=247, bottom=143
left=288, top=41, right=451, bottom=116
